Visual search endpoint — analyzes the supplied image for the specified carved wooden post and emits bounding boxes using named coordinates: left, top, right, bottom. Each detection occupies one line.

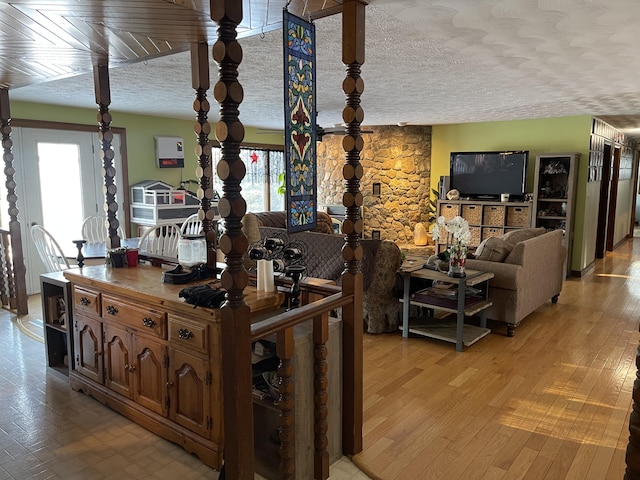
left=341, top=0, right=366, bottom=455
left=93, top=64, right=121, bottom=249
left=313, top=313, right=330, bottom=480
left=625, top=340, right=640, bottom=479
left=191, top=42, right=217, bottom=267
left=0, top=88, right=28, bottom=315
left=210, top=1, right=252, bottom=478
left=277, top=327, right=295, bottom=479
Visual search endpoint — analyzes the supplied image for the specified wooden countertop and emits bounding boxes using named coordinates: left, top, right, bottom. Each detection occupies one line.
left=63, top=264, right=285, bottom=320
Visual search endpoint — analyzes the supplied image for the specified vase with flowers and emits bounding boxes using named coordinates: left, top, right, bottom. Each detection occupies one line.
left=431, top=215, right=471, bottom=278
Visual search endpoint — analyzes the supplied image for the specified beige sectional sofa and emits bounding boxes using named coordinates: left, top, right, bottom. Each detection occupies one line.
left=241, top=212, right=403, bottom=333
left=465, top=228, right=565, bottom=336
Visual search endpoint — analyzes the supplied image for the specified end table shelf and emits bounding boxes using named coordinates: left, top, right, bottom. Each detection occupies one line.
left=399, top=260, right=494, bottom=351
left=399, top=316, right=492, bottom=348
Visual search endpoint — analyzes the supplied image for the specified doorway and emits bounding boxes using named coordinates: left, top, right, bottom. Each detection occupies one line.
left=6, top=128, right=125, bottom=293
left=595, top=144, right=614, bottom=258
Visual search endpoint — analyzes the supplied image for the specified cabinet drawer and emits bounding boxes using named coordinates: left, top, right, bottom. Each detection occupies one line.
left=169, top=315, right=209, bottom=355
left=73, top=287, right=101, bottom=317
left=102, top=295, right=166, bottom=339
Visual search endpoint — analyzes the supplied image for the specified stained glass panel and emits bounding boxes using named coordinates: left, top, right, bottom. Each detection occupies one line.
left=283, top=10, right=317, bottom=233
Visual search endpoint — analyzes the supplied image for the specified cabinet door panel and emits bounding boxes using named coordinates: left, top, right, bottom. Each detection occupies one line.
left=133, top=336, right=167, bottom=415
left=169, top=349, right=210, bottom=438
left=103, top=324, right=132, bottom=398
left=73, top=315, right=103, bottom=383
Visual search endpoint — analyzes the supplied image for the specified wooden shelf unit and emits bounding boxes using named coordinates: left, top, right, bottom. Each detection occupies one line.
left=532, top=153, right=579, bottom=276
left=436, top=199, right=533, bottom=253
left=40, top=271, right=72, bottom=379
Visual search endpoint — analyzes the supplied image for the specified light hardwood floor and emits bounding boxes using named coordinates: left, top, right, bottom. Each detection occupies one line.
left=5, top=238, right=639, bottom=479
left=354, top=237, right=640, bottom=479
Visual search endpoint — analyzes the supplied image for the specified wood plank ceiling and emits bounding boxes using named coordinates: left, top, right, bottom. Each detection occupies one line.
left=0, top=0, right=342, bottom=89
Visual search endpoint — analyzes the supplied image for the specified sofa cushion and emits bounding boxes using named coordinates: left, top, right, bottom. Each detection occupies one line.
left=501, top=227, right=546, bottom=245
left=474, top=237, right=513, bottom=262
left=250, top=210, right=335, bottom=235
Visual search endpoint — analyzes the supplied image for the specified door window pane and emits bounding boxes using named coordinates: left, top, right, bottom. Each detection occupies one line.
left=38, top=142, right=83, bottom=256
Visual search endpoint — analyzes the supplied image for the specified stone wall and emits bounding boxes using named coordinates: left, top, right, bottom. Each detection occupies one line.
left=316, top=125, right=432, bottom=244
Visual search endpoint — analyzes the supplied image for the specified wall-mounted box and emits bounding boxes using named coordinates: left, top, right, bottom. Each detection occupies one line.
left=155, top=136, right=184, bottom=168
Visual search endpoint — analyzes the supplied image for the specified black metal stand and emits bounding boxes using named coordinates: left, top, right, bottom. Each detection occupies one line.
left=285, top=264, right=306, bottom=310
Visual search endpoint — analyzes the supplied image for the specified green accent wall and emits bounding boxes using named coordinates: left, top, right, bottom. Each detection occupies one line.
left=431, top=116, right=593, bottom=272
left=11, top=101, right=284, bottom=188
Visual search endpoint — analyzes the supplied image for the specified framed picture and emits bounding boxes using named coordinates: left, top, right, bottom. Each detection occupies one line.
left=372, top=182, right=381, bottom=196
left=371, top=230, right=381, bottom=240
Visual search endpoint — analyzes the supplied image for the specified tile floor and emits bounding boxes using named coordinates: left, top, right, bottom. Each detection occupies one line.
left=1, top=297, right=371, bottom=480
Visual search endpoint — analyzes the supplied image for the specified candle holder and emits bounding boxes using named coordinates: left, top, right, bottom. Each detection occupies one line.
left=72, top=239, right=87, bottom=268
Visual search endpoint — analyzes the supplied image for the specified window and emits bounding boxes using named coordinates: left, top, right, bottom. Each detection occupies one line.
left=211, top=146, right=284, bottom=212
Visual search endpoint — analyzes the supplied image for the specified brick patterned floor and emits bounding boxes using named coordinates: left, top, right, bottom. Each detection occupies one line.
left=0, top=297, right=370, bottom=480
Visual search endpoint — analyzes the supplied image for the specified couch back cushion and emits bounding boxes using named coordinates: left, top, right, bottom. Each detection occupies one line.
left=501, top=227, right=546, bottom=245
left=474, top=236, right=514, bottom=262
left=258, top=226, right=346, bottom=282
left=250, top=211, right=335, bottom=235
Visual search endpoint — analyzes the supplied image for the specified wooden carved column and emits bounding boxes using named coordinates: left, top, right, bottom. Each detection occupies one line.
left=191, top=42, right=217, bottom=266
left=93, top=64, right=121, bottom=249
left=341, top=0, right=366, bottom=455
left=0, top=89, right=28, bottom=315
left=625, top=341, right=640, bottom=479
left=210, top=1, right=252, bottom=478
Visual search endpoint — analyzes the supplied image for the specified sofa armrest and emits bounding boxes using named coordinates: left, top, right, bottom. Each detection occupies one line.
left=464, top=259, right=523, bottom=291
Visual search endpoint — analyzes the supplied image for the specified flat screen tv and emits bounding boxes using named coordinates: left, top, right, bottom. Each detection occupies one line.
left=449, top=150, right=528, bottom=200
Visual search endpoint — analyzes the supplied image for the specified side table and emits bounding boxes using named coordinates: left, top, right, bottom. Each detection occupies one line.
left=399, top=260, right=493, bottom=352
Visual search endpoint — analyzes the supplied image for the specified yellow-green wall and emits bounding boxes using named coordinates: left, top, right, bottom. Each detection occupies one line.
left=431, top=116, right=594, bottom=272
left=11, top=101, right=284, bottom=188
left=11, top=102, right=614, bottom=273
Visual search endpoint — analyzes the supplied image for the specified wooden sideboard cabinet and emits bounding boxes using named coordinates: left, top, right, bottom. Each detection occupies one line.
left=436, top=199, right=533, bottom=252
left=64, top=265, right=284, bottom=471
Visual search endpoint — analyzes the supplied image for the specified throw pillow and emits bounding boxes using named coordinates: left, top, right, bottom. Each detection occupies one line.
left=473, top=237, right=513, bottom=262
left=502, top=227, right=546, bottom=245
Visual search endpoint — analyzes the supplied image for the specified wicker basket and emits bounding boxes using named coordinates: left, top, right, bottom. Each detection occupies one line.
left=438, top=203, right=460, bottom=220
left=506, top=206, right=531, bottom=227
left=461, top=204, right=482, bottom=225
left=482, top=227, right=504, bottom=240
left=482, top=205, right=505, bottom=226
left=469, top=227, right=481, bottom=246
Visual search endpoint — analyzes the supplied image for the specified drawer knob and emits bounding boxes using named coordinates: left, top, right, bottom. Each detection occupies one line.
left=80, top=297, right=90, bottom=306
left=178, top=328, right=194, bottom=340
left=142, top=317, right=157, bottom=328
left=106, top=305, right=118, bottom=315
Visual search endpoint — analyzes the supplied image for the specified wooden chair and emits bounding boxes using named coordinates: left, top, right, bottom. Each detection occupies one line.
left=137, top=221, right=181, bottom=258
left=81, top=215, right=125, bottom=243
left=30, top=224, right=71, bottom=273
left=180, top=213, right=202, bottom=236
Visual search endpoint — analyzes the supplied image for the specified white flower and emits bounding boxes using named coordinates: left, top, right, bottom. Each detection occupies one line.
left=431, top=215, right=471, bottom=246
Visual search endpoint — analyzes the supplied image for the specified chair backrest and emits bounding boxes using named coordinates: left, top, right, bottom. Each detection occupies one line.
left=82, top=215, right=125, bottom=243
left=137, top=221, right=181, bottom=258
left=30, top=225, right=71, bottom=273
left=180, top=213, right=203, bottom=236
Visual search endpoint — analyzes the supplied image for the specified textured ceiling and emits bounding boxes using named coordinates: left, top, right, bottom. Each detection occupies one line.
left=9, top=0, right=640, bottom=140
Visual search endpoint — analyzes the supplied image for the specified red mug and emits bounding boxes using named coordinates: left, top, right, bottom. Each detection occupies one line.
left=126, top=249, right=139, bottom=267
